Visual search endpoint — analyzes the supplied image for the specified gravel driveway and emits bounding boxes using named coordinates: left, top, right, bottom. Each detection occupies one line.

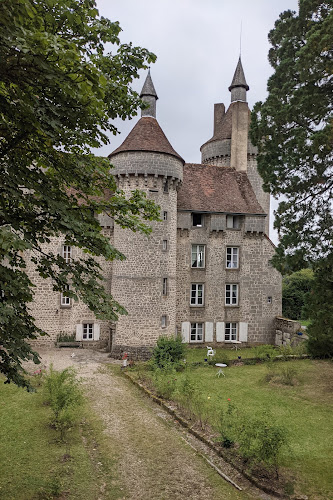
left=28, top=348, right=266, bottom=500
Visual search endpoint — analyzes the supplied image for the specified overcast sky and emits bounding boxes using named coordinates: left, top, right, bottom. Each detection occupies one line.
left=95, top=0, right=299, bottom=241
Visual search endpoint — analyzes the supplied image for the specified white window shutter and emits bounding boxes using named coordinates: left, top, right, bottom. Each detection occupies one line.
left=205, top=322, right=213, bottom=342
left=181, top=322, right=190, bottom=343
left=216, top=322, right=225, bottom=342
left=239, top=322, right=248, bottom=342
left=94, top=323, right=100, bottom=341
left=76, top=324, right=83, bottom=341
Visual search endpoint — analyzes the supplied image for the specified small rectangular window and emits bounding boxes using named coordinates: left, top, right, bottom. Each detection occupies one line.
left=83, top=323, right=93, bottom=340
left=192, top=213, right=203, bottom=227
left=191, top=244, right=205, bottom=268
left=267, top=296, right=272, bottom=304
left=163, top=278, right=168, bottom=296
left=190, top=322, right=203, bottom=342
left=62, top=245, right=72, bottom=263
left=163, top=181, right=169, bottom=193
left=226, top=215, right=240, bottom=229
left=225, top=284, right=239, bottom=306
left=163, top=211, right=168, bottom=221
left=60, top=284, right=71, bottom=307
left=161, top=315, right=167, bottom=328
left=226, top=247, right=239, bottom=268
left=225, top=322, right=237, bottom=341
left=162, top=240, right=168, bottom=251
left=190, top=283, right=204, bottom=306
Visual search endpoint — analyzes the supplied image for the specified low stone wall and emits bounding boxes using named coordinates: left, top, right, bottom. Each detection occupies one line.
left=275, top=316, right=306, bottom=346
left=111, top=344, right=153, bottom=361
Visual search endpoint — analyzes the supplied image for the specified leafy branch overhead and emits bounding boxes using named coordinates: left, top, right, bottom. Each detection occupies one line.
left=250, top=0, right=332, bottom=270
left=0, top=0, right=158, bottom=388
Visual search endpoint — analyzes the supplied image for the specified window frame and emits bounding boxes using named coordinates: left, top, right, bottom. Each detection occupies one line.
left=190, top=322, right=204, bottom=343
left=225, top=322, right=237, bottom=342
left=225, top=283, right=239, bottom=306
left=163, top=211, right=168, bottom=221
left=62, top=245, right=72, bottom=263
left=192, top=213, right=204, bottom=227
left=82, top=323, right=94, bottom=340
left=162, top=277, right=168, bottom=296
left=226, top=215, right=240, bottom=229
left=191, top=244, right=205, bottom=268
left=60, top=284, right=71, bottom=307
left=226, top=247, right=239, bottom=269
left=161, top=315, right=167, bottom=328
left=162, top=239, right=168, bottom=251
left=190, top=283, right=204, bottom=306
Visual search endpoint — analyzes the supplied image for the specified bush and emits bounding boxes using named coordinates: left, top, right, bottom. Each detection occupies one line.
left=217, top=400, right=238, bottom=448
left=238, top=411, right=287, bottom=477
left=151, top=335, right=186, bottom=369
left=282, top=268, right=314, bottom=320
left=43, top=366, right=83, bottom=439
left=151, top=368, right=178, bottom=399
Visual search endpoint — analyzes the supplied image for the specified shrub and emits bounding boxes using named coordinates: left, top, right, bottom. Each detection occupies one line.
left=151, top=335, right=186, bottom=369
left=56, top=332, right=75, bottom=343
left=43, top=366, right=83, bottom=439
left=238, top=411, right=287, bottom=477
left=252, top=345, right=277, bottom=360
left=282, top=268, right=314, bottom=320
left=217, top=400, right=238, bottom=448
left=151, top=368, right=178, bottom=399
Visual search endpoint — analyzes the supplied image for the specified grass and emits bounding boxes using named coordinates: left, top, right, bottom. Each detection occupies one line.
left=300, top=319, right=311, bottom=327
left=0, top=375, right=122, bottom=500
left=134, top=358, right=333, bottom=499
left=186, top=343, right=307, bottom=364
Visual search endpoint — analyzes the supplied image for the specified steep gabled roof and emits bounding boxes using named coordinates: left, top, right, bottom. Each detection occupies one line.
left=178, top=164, right=265, bottom=214
left=109, top=116, right=184, bottom=163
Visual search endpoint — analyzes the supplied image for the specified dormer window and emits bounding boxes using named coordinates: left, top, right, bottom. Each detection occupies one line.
left=192, top=213, right=203, bottom=227
left=227, top=215, right=240, bottom=229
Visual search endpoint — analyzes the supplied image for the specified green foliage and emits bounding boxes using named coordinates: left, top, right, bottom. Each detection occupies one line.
left=282, top=268, right=314, bottom=319
left=43, top=366, right=83, bottom=439
left=217, top=401, right=238, bottom=448
left=306, top=256, right=333, bottom=357
left=151, top=368, right=178, bottom=399
left=56, top=332, right=75, bottom=343
left=238, top=411, right=287, bottom=475
left=0, top=0, right=159, bottom=388
left=250, top=1, right=333, bottom=270
left=151, top=335, right=186, bottom=370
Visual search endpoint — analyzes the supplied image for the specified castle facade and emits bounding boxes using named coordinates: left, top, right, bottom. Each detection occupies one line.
left=30, top=59, right=282, bottom=356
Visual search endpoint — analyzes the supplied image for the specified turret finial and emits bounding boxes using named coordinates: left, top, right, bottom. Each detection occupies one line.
left=140, top=69, right=158, bottom=118
left=228, top=57, right=249, bottom=103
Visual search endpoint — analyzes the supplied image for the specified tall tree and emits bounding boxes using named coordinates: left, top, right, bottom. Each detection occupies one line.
left=0, top=0, right=159, bottom=388
left=251, top=0, right=332, bottom=271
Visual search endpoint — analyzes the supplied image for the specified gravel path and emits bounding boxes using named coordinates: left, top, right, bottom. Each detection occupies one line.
left=29, top=348, right=268, bottom=500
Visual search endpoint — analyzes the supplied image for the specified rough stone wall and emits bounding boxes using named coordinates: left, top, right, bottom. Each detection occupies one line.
left=176, top=215, right=282, bottom=345
left=27, top=229, right=113, bottom=348
left=110, top=154, right=182, bottom=350
left=110, top=151, right=183, bottom=181
left=247, top=155, right=270, bottom=234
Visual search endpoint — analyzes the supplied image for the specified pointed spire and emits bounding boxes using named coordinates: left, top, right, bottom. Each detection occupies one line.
left=140, top=69, right=158, bottom=118
left=228, top=57, right=249, bottom=102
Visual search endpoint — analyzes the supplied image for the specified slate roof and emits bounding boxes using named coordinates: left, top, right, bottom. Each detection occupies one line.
left=140, top=69, right=158, bottom=98
left=229, top=57, right=249, bottom=91
left=178, top=164, right=265, bottom=214
left=109, top=117, right=184, bottom=163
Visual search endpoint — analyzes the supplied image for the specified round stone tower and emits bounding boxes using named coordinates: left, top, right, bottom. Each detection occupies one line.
left=108, top=70, right=184, bottom=359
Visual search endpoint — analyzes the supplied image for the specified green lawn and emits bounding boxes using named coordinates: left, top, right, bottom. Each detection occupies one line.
left=137, top=358, right=333, bottom=499
left=0, top=377, right=121, bottom=500
left=186, top=343, right=307, bottom=364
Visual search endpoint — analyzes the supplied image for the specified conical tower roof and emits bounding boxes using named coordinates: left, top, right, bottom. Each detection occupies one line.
left=228, top=57, right=249, bottom=92
left=140, top=68, right=158, bottom=99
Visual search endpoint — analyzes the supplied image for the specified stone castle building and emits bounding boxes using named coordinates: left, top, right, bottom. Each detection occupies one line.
left=30, top=59, right=282, bottom=356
